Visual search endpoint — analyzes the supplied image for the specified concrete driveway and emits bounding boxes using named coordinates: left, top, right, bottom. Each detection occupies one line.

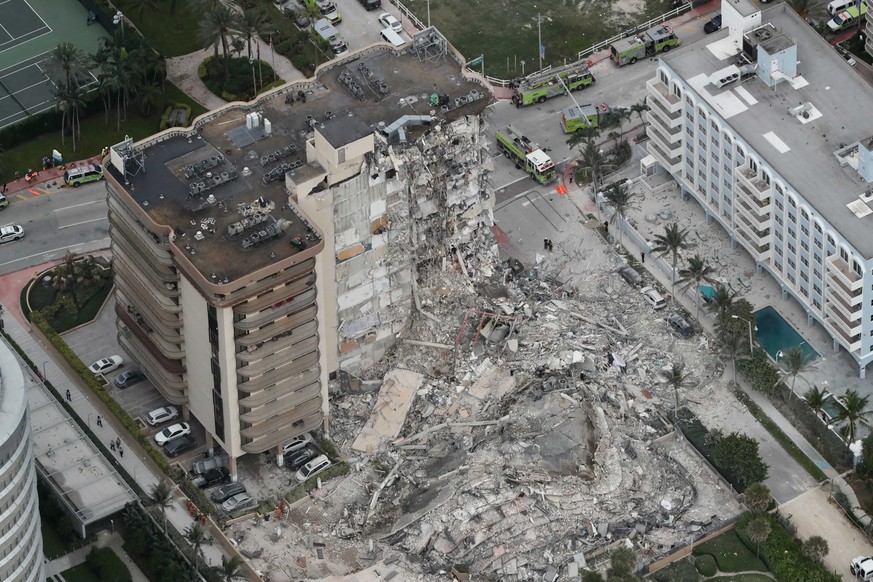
left=782, top=485, right=873, bottom=581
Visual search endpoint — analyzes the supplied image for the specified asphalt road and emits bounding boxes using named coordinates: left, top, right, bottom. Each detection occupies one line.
left=0, top=180, right=109, bottom=276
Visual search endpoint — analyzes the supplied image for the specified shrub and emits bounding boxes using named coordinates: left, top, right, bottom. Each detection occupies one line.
left=285, top=462, right=350, bottom=502
left=694, top=553, right=717, bottom=576
left=736, top=347, right=780, bottom=394
left=86, top=547, right=132, bottom=582
left=736, top=512, right=840, bottom=582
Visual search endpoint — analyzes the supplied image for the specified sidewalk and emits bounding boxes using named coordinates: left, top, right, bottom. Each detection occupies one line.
left=3, top=154, right=103, bottom=198
left=0, top=283, right=225, bottom=569
left=44, top=530, right=149, bottom=581
left=562, top=157, right=868, bottom=523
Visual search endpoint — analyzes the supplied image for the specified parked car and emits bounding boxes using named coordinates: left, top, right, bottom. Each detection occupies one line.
left=88, top=355, right=124, bottom=375
left=704, top=14, right=722, bottom=34
left=851, top=556, right=873, bottom=577
left=155, top=422, right=191, bottom=446
left=221, top=492, right=254, bottom=513
left=378, top=12, right=402, bottom=33
left=146, top=406, right=179, bottom=426
left=0, top=224, right=24, bottom=243
left=285, top=447, right=319, bottom=471
left=282, top=432, right=314, bottom=455
left=618, top=265, right=643, bottom=287
left=192, top=455, right=225, bottom=476
left=114, top=369, right=145, bottom=388
left=284, top=3, right=311, bottom=28
left=667, top=314, right=694, bottom=338
left=193, top=467, right=231, bottom=489
left=358, top=0, right=382, bottom=10
left=640, top=286, right=667, bottom=310
left=211, top=482, right=246, bottom=503
left=165, top=435, right=197, bottom=457
left=296, top=454, right=332, bottom=482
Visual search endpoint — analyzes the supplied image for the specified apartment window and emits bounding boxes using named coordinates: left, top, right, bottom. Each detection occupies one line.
left=775, top=216, right=783, bottom=226
left=800, top=256, right=809, bottom=266
left=801, top=272, right=809, bottom=282
left=686, top=124, right=694, bottom=136
left=814, top=298, right=821, bottom=309
left=813, top=269, right=821, bottom=280
left=814, top=222, right=822, bottom=234
left=788, top=197, right=796, bottom=208
left=788, top=228, right=796, bottom=239
left=724, top=162, right=731, bottom=173
left=813, top=284, right=821, bottom=295
left=775, top=245, right=783, bottom=256
left=788, top=258, right=796, bottom=269
left=801, top=241, right=809, bottom=252
left=699, top=154, right=706, bottom=166
left=775, top=199, right=783, bottom=210
left=750, top=158, right=758, bottom=173
left=814, top=238, right=822, bottom=249
left=686, top=109, right=694, bottom=121
left=788, top=272, right=796, bottom=284
left=673, top=84, right=682, bottom=98
left=788, top=243, right=795, bottom=253
left=840, top=247, right=849, bottom=261
left=762, top=172, right=771, bottom=185
left=660, top=70, right=668, bottom=84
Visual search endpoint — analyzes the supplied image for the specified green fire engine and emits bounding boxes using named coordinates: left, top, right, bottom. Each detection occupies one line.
left=560, top=103, right=611, bottom=133
left=609, top=25, right=680, bottom=67
left=511, top=62, right=595, bottom=107
left=495, top=125, right=557, bottom=184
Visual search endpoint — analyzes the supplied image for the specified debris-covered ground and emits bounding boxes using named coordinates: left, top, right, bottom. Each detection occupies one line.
left=224, top=122, right=745, bottom=582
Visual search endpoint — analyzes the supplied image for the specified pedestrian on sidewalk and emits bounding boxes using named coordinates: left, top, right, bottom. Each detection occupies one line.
left=641, top=252, right=645, bottom=263
left=2, top=183, right=7, bottom=193
left=110, top=442, right=116, bottom=452
left=569, top=173, right=574, bottom=185
left=118, top=446, right=124, bottom=458
left=543, top=238, right=549, bottom=250
left=65, top=389, right=71, bottom=401
left=96, top=415, right=102, bottom=427
left=116, top=437, right=121, bottom=449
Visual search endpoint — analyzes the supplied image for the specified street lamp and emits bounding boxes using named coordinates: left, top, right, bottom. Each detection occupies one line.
left=249, top=59, right=257, bottom=97
left=42, top=360, right=47, bottom=382
left=776, top=350, right=784, bottom=363
left=112, top=11, right=125, bottom=42
left=731, top=314, right=756, bottom=349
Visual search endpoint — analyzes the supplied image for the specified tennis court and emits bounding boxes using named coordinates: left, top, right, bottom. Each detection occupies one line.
left=0, top=0, right=107, bottom=130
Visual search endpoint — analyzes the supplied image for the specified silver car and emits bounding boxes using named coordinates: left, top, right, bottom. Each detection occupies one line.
left=221, top=492, right=254, bottom=513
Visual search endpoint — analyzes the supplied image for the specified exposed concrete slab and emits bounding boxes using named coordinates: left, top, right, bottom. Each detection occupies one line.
left=352, top=369, right=424, bottom=453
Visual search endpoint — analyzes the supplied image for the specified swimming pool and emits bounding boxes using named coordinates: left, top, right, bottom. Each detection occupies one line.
left=821, top=394, right=846, bottom=422
left=754, top=306, right=820, bottom=362
left=699, top=285, right=716, bottom=302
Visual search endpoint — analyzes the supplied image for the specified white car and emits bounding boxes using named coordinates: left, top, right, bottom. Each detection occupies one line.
left=377, top=12, right=402, bottom=33
left=221, top=492, right=254, bottom=513
left=282, top=432, right=314, bottom=455
left=155, top=422, right=191, bottom=446
left=88, top=355, right=124, bottom=375
left=640, top=286, right=666, bottom=310
left=146, top=406, right=179, bottom=426
left=296, top=454, right=332, bottom=482
left=0, top=224, right=24, bottom=243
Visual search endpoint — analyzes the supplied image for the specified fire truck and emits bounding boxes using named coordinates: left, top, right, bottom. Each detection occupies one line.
left=560, top=103, right=611, bottom=133
left=495, top=125, right=557, bottom=184
left=511, top=62, right=595, bottom=107
left=609, top=25, right=680, bottom=67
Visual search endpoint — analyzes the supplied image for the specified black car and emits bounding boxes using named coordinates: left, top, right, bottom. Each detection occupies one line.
left=165, top=435, right=197, bottom=458
left=285, top=447, right=319, bottom=471
left=114, top=369, right=146, bottom=388
left=704, top=14, right=722, bottom=34
left=667, top=314, right=694, bottom=339
left=194, top=467, right=231, bottom=489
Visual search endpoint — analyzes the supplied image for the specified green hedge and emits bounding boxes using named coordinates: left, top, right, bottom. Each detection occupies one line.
left=736, top=512, right=840, bottom=582
left=736, top=347, right=780, bottom=395
left=86, top=547, right=131, bottom=582
left=159, top=103, right=193, bottom=131
left=776, top=388, right=853, bottom=471
left=285, top=462, right=350, bottom=503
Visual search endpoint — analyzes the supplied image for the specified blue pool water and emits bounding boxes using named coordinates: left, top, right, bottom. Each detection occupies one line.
left=699, top=285, right=716, bottom=301
left=754, top=306, right=820, bottom=362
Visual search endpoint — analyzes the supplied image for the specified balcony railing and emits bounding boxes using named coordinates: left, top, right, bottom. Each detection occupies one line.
left=826, top=255, right=863, bottom=292
left=646, top=79, right=681, bottom=110
left=646, top=96, right=681, bottom=128
left=825, top=291, right=862, bottom=322
left=648, top=140, right=681, bottom=172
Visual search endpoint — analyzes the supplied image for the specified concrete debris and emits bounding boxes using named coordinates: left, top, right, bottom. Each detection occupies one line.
left=230, top=106, right=744, bottom=582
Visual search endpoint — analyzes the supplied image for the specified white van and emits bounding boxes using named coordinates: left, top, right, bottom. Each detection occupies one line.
left=827, top=0, right=854, bottom=15
left=379, top=27, right=406, bottom=48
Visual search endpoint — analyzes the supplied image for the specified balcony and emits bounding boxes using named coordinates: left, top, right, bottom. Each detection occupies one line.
left=239, top=381, right=322, bottom=423
left=237, top=350, right=320, bottom=393
left=826, top=255, right=863, bottom=292
left=234, top=274, right=315, bottom=315
left=735, top=196, right=771, bottom=225
left=646, top=79, right=681, bottom=112
left=238, top=368, right=320, bottom=408
left=824, top=306, right=862, bottom=343
left=236, top=335, right=319, bottom=378
left=240, top=410, right=322, bottom=454
left=646, top=96, right=682, bottom=129
left=221, top=258, right=316, bottom=305
left=236, top=320, right=318, bottom=362
left=647, top=123, right=682, bottom=158
left=734, top=167, right=771, bottom=200
left=115, top=301, right=185, bottom=359
left=825, top=290, right=862, bottom=322
left=233, top=289, right=317, bottom=331
left=239, top=396, right=322, bottom=440
left=117, top=304, right=186, bottom=373
left=235, top=304, right=318, bottom=347
left=117, top=328, right=187, bottom=403
left=735, top=226, right=771, bottom=259
left=648, top=139, right=682, bottom=173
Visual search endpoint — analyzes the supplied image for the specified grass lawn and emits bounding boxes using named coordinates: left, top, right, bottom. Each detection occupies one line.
left=650, top=557, right=700, bottom=582
left=403, top=0, right=674, bottom=79
left=41, top=521, right=69, bottom=560
left=693, top=529, right=768, bottom=573
left=61, top=562, right=102, bottom=582
left=26, top=267, right=114, bottom=332
left=849, top=475, right=873, bottom=515
left=114, top=0, right=202, bottom=57
left=2, top=82, right=206, bottom=182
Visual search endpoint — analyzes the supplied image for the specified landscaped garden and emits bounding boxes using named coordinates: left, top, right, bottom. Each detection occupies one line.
left=24, top=253, right=113, bottom=333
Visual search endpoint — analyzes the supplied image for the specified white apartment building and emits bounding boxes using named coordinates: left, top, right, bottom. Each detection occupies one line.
left=647, top=0, right=873, bottom=377
left=0, top=339, right=43, bottom=582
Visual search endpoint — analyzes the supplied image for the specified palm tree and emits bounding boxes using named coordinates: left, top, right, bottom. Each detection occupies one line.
left=630, top=99, right=650, bottom=133
left=776, top=346, right=816, bottom=401
left=54, top=83, right=86, bottom=151
left=836, top=389, right=872, bottom=443
left=718, top=330, right=750, bottom=385
left=217, top=555, right=244, bottom=581
left=802, top=535, right=829, bottom=564
left=746, top=516, right=771, bottom=558
left=137, top=83, right=163, bottom=115
left=235, top=8, right=273, bottom=61
left=804, top=385, right=828, bottom=420
left=710, top=284, right=735, bottom=326
left=787, top=0, right=828, bottom=22
left=148, top=481, right=173, bottom=533
left=660, top=361, right=693, bottom=415
left=678, top=255, right=716, bottom=322
left=651, top=222, right=691, bottom=293
left=603, top=182, right=636, bottom=245
left=573, top=138, right=614, bottom=221
left=199, top=4, right=239, bottom=60
left=185, top=522, right=211, bottom=577
left=131, top=0, right=161, bottom=18
left=47, top=42, right=85, bottom=90
left=744, top=482, right=771, bottom=513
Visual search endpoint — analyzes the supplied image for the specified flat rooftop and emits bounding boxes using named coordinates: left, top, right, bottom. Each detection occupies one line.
left=108, top=48, right=490, bottom=282
left=662, top=4, right=873, bottom=257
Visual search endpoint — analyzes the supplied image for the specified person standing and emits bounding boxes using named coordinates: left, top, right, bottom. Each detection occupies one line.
left=110, top=441, right=116, bottom=452
left=65, top=389, right=71, bottom=401
left=96, top=415, right=102, bottom=427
